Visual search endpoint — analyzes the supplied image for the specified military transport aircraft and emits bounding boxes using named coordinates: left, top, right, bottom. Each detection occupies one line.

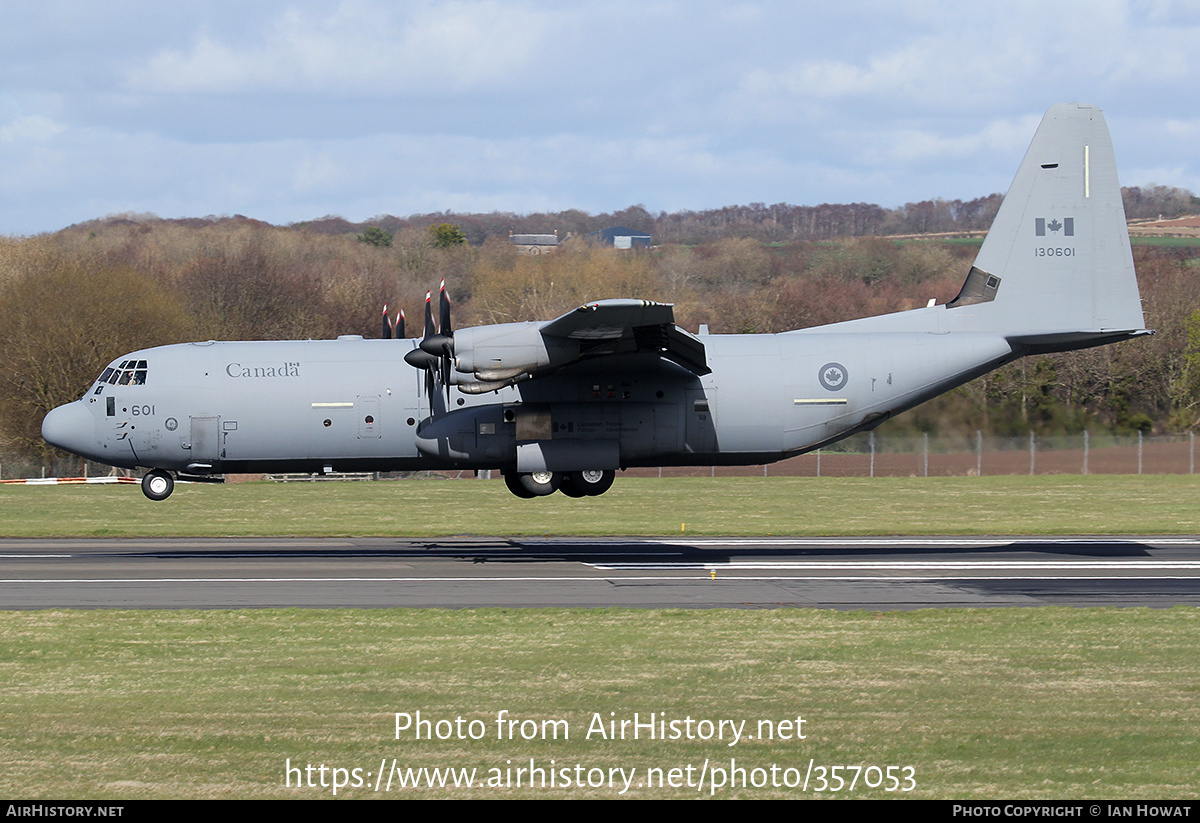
left=42, top=103, right=1149, bottom=500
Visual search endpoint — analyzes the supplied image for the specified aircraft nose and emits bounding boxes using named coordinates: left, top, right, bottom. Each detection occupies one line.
left=42, top=402, right=95, bottom=457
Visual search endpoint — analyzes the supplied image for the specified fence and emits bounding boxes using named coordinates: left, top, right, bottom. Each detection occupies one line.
left=621, top=431, right=1198, bottom=479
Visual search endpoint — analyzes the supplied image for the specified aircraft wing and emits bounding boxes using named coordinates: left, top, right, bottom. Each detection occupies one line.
left=540, top=299, right=710, bottom=376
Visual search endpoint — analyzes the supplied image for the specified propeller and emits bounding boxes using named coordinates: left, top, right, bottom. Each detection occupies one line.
left=414, top=281, right=455, bottom=402
left=402, top=282, right=458, bottom=409
left=403, top=291, right=440, bottom=402
left=395, top=308, right=405, bottom=340
left=382, top=304, right=392, bottom=339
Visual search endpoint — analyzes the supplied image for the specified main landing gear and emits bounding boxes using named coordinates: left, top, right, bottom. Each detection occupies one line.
left=503, top=469, right=615, bottom=498
left=141, top=469, right=174, bottom=501
left=560, top=469, right=615, bottom=497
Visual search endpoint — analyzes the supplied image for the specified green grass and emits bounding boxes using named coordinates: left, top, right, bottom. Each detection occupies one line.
left=1, top=608, right=1197, bottom=799
left=1128, top=235, right=1200, bottom=247
left=4, top=475, right=1200, bottom=537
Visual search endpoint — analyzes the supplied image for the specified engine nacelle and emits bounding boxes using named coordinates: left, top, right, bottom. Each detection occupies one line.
left=453, top=323, right=577, bottom=381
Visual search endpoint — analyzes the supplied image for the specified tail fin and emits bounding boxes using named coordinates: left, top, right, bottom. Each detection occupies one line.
left=947, top=103, right=1148, bottom=350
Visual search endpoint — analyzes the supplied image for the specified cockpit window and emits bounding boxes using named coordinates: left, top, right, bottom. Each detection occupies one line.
left=99, top=361, right=149, bottom=386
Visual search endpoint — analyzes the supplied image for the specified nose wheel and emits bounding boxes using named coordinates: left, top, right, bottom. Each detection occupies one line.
left=141, top=469, right=175, bottom=501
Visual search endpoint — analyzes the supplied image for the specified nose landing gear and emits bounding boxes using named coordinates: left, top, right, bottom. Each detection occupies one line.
left=141, top=469, right=174, bottom=501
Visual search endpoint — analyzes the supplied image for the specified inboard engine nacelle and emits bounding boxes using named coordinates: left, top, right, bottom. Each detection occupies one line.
left=452, top=323, right=576, bottom=382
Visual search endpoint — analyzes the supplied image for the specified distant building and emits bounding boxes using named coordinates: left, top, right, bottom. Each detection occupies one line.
left=585, top=226, right=652, bottom=249
left=510, top=230, right=563, bottom=255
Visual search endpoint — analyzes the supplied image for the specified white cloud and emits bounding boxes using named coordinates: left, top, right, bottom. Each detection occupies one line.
left=849, top=114, right=1043, bottom=167
left=0, top=115, right=66, bottom=143
left=125, top=0, right=556, bottom=95
left=1163, top=119, right=1200, bottom=141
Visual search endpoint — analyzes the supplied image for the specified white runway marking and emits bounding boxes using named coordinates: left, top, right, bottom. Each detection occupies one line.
left=587, top=560, right=1200, bottom=571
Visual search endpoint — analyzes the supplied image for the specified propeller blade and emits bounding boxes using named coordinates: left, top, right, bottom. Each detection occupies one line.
left=422, top=280, right=455, bottom=354
left=396, top=308, right=405, bottom=340
left=382, top=304, right=391, bottom=339
left=422, top=291, right=435, bottom=339
left=438, top=279, right=452, bottom=337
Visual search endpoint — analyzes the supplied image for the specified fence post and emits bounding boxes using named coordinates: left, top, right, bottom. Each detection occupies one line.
left=923, top=432, right=929, bottom=477
left=976, top=430, right=983, bottom=477
left=1138, top=430, right=1143, bottom=475
left=1029, top=431, right=1036, bottom=476
left=869, top=431, right=875, bottom=478
left=1191, top=431, right=1195, bottom=475
left=817, top=448, right=821, bottom=477
left=1083, top=430, right=1089, bottom=476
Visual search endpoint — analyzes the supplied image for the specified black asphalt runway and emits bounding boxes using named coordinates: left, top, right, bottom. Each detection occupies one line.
left=4, top=535, right=1200, bottom=609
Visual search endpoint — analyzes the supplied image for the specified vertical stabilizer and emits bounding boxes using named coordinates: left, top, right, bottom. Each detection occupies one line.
left=948, top=103, right=1146, bottom=343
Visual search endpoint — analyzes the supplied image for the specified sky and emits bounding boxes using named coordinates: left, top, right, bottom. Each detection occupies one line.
left=1, top=0, right=1198, bottom=235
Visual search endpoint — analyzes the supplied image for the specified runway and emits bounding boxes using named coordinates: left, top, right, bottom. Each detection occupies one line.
left=4, top=535, right=1200, bottom=609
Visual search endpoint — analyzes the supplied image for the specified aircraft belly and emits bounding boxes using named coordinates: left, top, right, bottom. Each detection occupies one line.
left=776, top=333, right=1012, bottom=452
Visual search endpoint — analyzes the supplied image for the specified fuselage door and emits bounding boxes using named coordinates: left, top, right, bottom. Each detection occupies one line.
left=190, top=416, right=220, bottom=464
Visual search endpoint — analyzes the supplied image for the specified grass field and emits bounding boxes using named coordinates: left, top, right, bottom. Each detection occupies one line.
left=2, top=475, right=1198, bottom=799
left=2, top=607, right=1197, bottom=799
left=4, top=474, right=1200, bottom=537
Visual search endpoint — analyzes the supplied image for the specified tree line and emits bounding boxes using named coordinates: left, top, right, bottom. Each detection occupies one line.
left=1, top=210, right=1197, bottom=467
left=72, top=185, right=1198, bottom=247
